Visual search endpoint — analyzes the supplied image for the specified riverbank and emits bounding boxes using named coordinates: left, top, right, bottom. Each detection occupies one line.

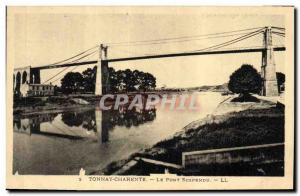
left=13, top=93, right=159, bottom=116
left=92, top=96, right=284, bottom=175
left=13, top=96, right=97, bottom=117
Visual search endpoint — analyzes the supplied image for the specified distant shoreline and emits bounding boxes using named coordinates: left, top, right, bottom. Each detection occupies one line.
left=13, top=91, right=227, bottom=117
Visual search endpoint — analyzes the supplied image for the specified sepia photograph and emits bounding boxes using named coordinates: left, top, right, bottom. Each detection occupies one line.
left=6, top=6, right=294, bottom=190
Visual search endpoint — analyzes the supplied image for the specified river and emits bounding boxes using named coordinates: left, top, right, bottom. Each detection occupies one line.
left=13, top=92, right=226, bottom=175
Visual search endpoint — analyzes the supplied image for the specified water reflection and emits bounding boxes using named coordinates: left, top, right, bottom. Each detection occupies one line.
left=14, top=113, right=58, bottom=135
left=14, top=106, right=157, bottom=143
left=13, top=92, right=225, bottom=175
left=62, top=110, right=97, bottom=131
left=101, top=106, right=156, bottom=142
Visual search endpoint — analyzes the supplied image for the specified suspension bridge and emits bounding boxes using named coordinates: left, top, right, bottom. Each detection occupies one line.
left=13, top=26, right=286, bottom=97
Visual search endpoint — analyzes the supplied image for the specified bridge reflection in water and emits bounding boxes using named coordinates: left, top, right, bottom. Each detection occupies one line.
left=13, top=106, right=157, bottom=143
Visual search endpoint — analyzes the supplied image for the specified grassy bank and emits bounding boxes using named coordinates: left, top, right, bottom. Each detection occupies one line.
left=96, top=103, right=284, bottom=175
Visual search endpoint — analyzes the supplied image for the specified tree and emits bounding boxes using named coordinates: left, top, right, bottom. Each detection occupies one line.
left=108, top=67, right=119, bottom=93
left=108, top=68, right=156, bottom=93
left=115, top=70, right=126, bottom=92
left=276, top=72, right=285, bottom=92
left=82, top=66, right=97, bottom=92
left=143, top=72, right=156, bottom=91
left=60, top=67, right=156, bottom=94
left=123, top=69, right=136, bottom=92
left=228, top=64, right=262, bottom=101
left=61, top=72, right=84, bottom=94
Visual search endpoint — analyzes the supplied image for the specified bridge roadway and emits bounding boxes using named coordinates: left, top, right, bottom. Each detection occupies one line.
left=32, top=46, right=286, bottom=70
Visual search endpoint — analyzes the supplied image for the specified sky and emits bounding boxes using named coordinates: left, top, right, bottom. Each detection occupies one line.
left=10, top=7, right=286, bottom=88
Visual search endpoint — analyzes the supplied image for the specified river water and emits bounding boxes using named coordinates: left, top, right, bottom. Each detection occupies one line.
left=13, top=92, right=225, bottom=175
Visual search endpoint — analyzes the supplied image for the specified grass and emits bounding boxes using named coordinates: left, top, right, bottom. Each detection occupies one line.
left=144, top=106, right=284, bottom=164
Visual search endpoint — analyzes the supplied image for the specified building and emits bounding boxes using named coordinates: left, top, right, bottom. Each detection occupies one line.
left=26, top=84, right=55, bottom=97
left=13, top=66, right=54, bottom=97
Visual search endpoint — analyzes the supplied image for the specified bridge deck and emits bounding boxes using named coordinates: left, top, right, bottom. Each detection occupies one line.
left=32, top=46, right=285, bottom=70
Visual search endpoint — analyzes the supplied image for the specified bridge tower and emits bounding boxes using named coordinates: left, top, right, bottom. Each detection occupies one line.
left=261, top=27, right=279, bottom=96
left=95, top=44, right=110, bottom=95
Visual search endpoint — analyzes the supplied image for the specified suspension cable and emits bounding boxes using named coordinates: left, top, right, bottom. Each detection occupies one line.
left=191, top=28, right=264, bottom=52
left=106, top=27, right=265, bottom=46
left=42, top=45, right=98, bottom=67
left=42, top=50, right=98, bottom=84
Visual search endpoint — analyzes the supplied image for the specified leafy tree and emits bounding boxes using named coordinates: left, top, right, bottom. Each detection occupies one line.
left=143, top=72, right=156, bottom=90
left=115, top=70, right=126, bottom=92
left=61, top=66, right=156, bottom=94
left=123, top=69, right=136, bottom=92
left=61, top=72, right=84, bottom=94
left=109, top=69, right=156, bottom=93
left=228, top=64, right=262, bottom=100
left=82, top=66, right=97, bottom=92
left=276, top=72, right=285, bottom=92
left=108, top=67, right=119, bottom=93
